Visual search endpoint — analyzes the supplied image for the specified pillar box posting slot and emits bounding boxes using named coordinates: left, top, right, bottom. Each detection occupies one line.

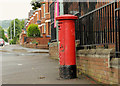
left=56, top=14, right=78, bottom=79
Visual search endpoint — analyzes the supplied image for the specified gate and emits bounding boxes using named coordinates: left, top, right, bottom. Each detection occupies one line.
left=24, top=37, right=27, bottom=43
left=50, top=2, right=57, bottom=42
left=115, top=1, right=120, bottom=57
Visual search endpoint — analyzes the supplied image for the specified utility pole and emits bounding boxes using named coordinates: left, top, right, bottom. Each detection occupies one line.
left=14, top=19, right=15, bottom=37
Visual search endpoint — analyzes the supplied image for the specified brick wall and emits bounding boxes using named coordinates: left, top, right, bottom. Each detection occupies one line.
left=77, top=49, right=120, bottom=84
left=19, top=34, right=26, bottom=45
left=24, top=34, right=50, bottom=49
left=49, top=42, right=59, bottom=60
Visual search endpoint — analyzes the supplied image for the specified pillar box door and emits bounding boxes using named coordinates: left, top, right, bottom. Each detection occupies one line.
left=58, top=20, right=65, bottom=65
left=56, top=14, right=78, bottom=79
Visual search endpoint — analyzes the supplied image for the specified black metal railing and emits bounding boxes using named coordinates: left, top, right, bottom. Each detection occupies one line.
left=50, top=2, right=57, bottom=42
left=75, top=1, right=120, bottom=57
left=115, top=1, right=120, bottom=57
left=63, top=2, right=99, bottom=40
left=78, top=2, right=115, bottom=46
left=51, top=22, right=56, bottom=41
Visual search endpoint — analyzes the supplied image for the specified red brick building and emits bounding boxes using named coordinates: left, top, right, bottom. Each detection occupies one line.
left=23, top=0, right=51, bottom=48
left=26, top=1, right=51, bottom=36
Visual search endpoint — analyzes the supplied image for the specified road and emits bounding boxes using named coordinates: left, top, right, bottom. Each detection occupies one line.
left=0, top=45, right=92, bottom=84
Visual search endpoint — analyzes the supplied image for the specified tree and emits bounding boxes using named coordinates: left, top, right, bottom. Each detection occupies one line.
left=0, top=28, right=4, bottom=38
left=4, top=37, right=8, bottom=42
left=21, top=20, right=25, bottom=29
left=27, top=24, right=40, bottom=37
left=0, top=27, right=8, bottom=42
left=7, top=27, right=11, bottom=39
left=8, top=19, right=25, bottom=39
left=7, top=19, right=25, bottom=43
left=0, top=26, right=2, bottom=29
left=31, top=0, right=45, bottom=10
left=8, top=19, right=21, bottom=39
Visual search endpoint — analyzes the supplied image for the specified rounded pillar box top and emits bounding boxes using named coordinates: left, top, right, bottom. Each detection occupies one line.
left=56, top=14, right=78, bottom=20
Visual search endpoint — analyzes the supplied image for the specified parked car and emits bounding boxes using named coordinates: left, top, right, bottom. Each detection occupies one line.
left=0, top=38, right=4, bottom=46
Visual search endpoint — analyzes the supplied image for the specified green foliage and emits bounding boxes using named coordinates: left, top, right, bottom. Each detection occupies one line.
left=0, top=27, right=8, bottom=42
left=7, top=19, right=25, bottom=44
left=4, top=37, right=8, bottom=42
left=32, top=40, right=38, bottom=45
left=10, top=40, right=13, bottom=44
left=31, top=0, right=45, bottom=10
left=27, top=24, right=40, bottom=37
left=0, top=28, right=4, bottom=38
left=7, top=27, right=11, bottom=39
left=10, top=37, right=17, bottom=44
left=0, top=26, right=1, bottom=29
left=21, top=20, right=25, bottom=29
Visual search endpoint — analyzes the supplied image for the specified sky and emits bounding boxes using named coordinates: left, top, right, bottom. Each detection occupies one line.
left=0, top=0, right=32, bottom=20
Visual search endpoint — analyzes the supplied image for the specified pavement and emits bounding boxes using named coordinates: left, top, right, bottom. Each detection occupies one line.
left=0, top=45, right=49, bottom=53
left=0, top=45, right=92, bottom=84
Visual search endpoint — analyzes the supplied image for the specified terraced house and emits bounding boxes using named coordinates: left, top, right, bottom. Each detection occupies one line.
left=23, top=0, right=51, bottom=49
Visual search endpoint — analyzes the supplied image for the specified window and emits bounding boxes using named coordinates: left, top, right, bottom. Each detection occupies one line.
left=37, top=12, right=39, bottom=20
left=48, top=22, right=50, bottom=35
left=44, top=4, right=45, bottom=17
left=44, top=24, right=46, bottom=33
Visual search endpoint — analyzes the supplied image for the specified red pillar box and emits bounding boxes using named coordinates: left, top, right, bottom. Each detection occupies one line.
left=58, top=21, right=65, bottom=65
left=56, top=14, right=78, bottom=79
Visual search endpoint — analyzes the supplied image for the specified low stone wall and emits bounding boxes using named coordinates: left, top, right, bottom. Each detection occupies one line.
left=77, top=49, right=120, bottom=84
left=23, top=44, right=48, bottom=49
left=23, top=34, right=50, bottom=49
left=26, top=37, right=50, bottom=45
left=49, top=42, right=59, bottom=60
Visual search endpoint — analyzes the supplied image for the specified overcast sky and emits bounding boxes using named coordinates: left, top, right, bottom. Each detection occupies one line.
left=0, top=0, right=32, bottom=20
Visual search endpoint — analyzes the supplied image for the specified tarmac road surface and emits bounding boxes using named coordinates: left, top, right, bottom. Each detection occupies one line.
left=0, top=45, right=92, bottom=84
